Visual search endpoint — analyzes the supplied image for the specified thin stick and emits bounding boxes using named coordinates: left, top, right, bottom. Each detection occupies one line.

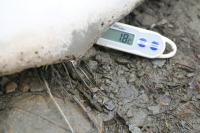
left=41, top=74, right=75, bottom=133
left=62, top=63, right=104, bottom=133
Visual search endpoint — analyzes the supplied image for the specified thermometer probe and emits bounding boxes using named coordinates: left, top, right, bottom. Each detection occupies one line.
left=97, top=22, right=177, bottom=59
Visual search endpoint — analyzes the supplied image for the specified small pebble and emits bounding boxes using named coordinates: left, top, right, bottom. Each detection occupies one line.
left=127, top=109, right=134, bottom=117
left=148, top=105, right=160, bottom=114
left=168, top=24, right=174, bottom=28
left=128, top=109, right=147, bottom=127
left=30, top=77, right=44, bottom=92
left=95, top=53, right=111, bottom=63
left=152, top=59, right=166, bottom=68
left=157, top=19, right=168, bottom=26
left=197, top=54, right=200, bottom=59
left=19, top=82, right=30, bottom=92
left=177, top=102, right=194, bottom=118
left=196, top=94, right=200, bottom=100
left=88, top=60, right=98, bottom=70
left=187, top=73, right=195, bottom=77
left=128, top=73, right=137, bottom=83
left=5, top=81, right=17, bottom=94
left=159, top=95, right=171, bottom=106
left=116, top=57, right=129, bottom=65
left=128, top=124, right=142, bottom=133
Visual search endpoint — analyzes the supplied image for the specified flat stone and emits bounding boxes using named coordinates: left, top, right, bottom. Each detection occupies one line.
left=88, top=60, right=98, bottom=70
left=148, top=105, right=160, bottom=114
left=128, top=72, right=137, bottom=83
left=176, top=102, right=195, bottom=118
left=119, top=85, right=138, bottom=99
left=127, top=109, right=134, bottom=117
left=157, top=19, right=168, bottom=26
left=137, top=93, right=149, bottom=104
left=128, top=124, right=142, bottom=133
left=140, top=14, right=158, bottom=26
left=116, top=57, right=129, bottom=65
left=5, top=81, right=17, bottom=94
left=29, top=77, right=44, bottom=92
left=196, top=94, right=200, bottom=100
left=119, top=87, right=133, bottom=98
left=83, top=47, right=97, bottom=58
left=19, top=81, right=30, bottom=92
left=0, top=95, right=98, bottom=133
left=95, top=53, right=112, bottom=64
left=158, top=95, right=171, bottom=106
left=128, top=109, right=147, bottom=127
left=152, top=59, right=166, bottom=68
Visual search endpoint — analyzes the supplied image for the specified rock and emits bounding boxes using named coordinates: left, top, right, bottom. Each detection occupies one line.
left=117, top=103, right=131, bottom=119
left=29, top=77, right=44, bottom=92
left=104, top=79, right=112, bottom=85
left=104, top=99, right=115, bottom=111
left=83, top=47, right=96, bottom=58
left=128, top=109, right=147, bottom=127
left=168, top=24, right=174, bottom=28
left=137, top=93, right=149, bottom=104
left=119, top=87, right=133, bottom=98
left=189, top=118, right=200, bottom=131
left=158, top=95, right=171, bottom=106
left=5, top=81, right=17, bottom=94
left=187, top=73, right=195, bottom=77
left=192, top=96, right=197, bottom=101
left=117, top=76, right=138, bottom=102
left=152, top=59, right=166, bottom=68
left=127, top=109, right=134, bottom=117
left=95, top=54, right=102, bottom=62
left=95, top=53, right=112, bottom=64
left=0, top=95, right=98, bottom=133
left=137, top=14, right=158, bottom=26
left=197, top=54, right=200, bottom=59
left=196, top=94, right=200, bottom=100
left=196, top=73, right=200, bottom=93
left=116, top=57, right=129, bottom=65
left=157, top=19, right=168, bottom=26
left=19, top=81, right=30, bottom=92
left=180, top=94, right=191, bottom=102
left=176, top=102, right=195, bottom=118
left=128, top=124, right=142, bottom=133
left=128, top=72, right=137, bottom=83
left=98, top=64, right=112, bottom=74
left=87, top=60, right=98, bottom=70
left=148, top=105, right=160, bottom=114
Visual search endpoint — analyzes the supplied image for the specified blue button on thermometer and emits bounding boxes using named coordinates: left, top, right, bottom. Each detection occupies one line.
left=97, top=22, right=177, bottom=59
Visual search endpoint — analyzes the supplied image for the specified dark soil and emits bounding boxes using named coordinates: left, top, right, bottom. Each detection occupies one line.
left=1, top=0, right=200, bottom=133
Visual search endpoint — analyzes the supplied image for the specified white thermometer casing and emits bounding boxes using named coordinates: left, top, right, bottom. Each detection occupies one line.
left=97, top=22, right=177, bottom=59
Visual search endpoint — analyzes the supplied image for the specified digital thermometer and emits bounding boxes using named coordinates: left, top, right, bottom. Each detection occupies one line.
left=97, top=22, right=177, bottom=59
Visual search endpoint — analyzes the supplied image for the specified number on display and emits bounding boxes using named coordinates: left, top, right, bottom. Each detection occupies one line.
left=119, top=33, right=129, bottom=44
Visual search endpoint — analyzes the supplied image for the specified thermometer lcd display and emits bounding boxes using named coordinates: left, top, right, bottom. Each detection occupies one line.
left=101, top=29, right=134, bottom=45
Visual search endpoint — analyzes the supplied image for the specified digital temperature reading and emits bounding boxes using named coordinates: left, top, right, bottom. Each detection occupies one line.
left=101, top=29, right=134, bottom=45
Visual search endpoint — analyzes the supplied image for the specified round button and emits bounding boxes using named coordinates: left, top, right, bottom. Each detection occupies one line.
left=152, top=41, right=159, bottom=45
left=139, top=38, right=147, bottom=42
left=150, top=47, right=158, bottom=51
left=138, top=38, right=147, bottom=48
left=138, top=43, right=146, bottom=47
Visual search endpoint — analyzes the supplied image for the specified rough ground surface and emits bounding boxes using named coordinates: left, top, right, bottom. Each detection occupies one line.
left=0, top=95, right=97, bottom=133
left=1, top=0, right=200, bottom=133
